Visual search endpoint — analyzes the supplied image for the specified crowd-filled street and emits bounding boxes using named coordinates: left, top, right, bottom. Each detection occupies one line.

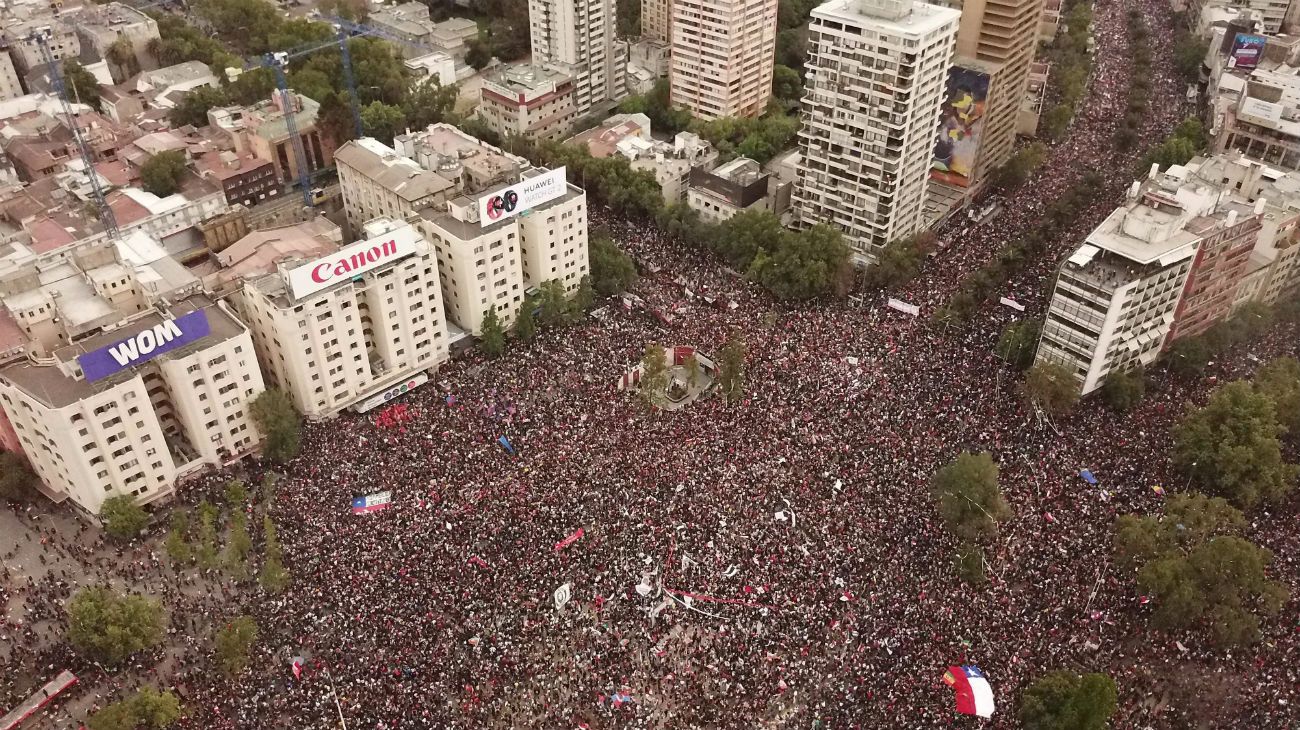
left=2, top=0, right=1298, bottom=726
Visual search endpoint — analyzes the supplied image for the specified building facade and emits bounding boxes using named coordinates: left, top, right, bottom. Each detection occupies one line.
left=687, top=157, right=775, bottom=223
left=0, top=48, right=22, bottom=102
left=642, top=0, right=671, bottom=41
left=335, top=137, right=455, bottom=238
left=792, top=0, right=960, bottom=260
left=478, top=64, right=579, bottom=141
left=669, top=0, right=779, bottom=119
left=528, top=0, right=627, bottom=115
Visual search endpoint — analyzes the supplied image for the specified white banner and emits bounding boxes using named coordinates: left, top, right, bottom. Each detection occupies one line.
left=999, top=297, right=1026, bottom=312
left=477, top=167, right=567, bottom=226
left=554, top=582, right=572, bottom=610
left=886, top=298, right=920, bottom=317
left=287, top=227, right=419, bottom=299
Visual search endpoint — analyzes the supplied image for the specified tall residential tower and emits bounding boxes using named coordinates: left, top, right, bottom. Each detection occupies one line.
left=529, top=0, right=627, bottom=115
left=669, top=0, right=779, bottom=119
left=792, top=0, right=960, bottom=259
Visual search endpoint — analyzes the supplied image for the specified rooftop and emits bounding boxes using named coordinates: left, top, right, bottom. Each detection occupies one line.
left=566, top=113, right=651, bottom=158
left=335, top=137, right=455, bottom=202
left=395, top=123, right=527, bottom=191
left=205, top=217, right=341, bottom=294
left=812, top=0, right=961, bottom=36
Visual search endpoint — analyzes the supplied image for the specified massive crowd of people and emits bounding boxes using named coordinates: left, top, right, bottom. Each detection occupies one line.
left=2, top=0, right=1297, bottom=727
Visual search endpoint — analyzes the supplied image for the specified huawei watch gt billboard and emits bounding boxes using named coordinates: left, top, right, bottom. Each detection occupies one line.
left=78, top=310, right=211, bottom=382
left=477, top=167, right=567, bottom=227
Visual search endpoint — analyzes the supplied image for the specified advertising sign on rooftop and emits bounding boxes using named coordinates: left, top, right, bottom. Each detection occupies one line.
left=1230, top=33, right=1267, bottom=70
left=78, top=309, right=211, bottom=382
left=476, top=167, right=567, bottom=227
left=286, top=226, right=420, bottom=300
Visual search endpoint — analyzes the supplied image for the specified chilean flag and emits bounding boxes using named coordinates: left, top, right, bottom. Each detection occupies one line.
left=351, top=491, right=392, bottom=514
left=943, top=665, right=995, bottom=718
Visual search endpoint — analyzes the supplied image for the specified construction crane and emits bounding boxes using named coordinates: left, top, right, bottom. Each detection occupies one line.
left=30, top=27, right=120, bottom=239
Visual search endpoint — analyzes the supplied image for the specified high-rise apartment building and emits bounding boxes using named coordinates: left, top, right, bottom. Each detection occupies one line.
left=792, top=0, right=959, bottom=259
left=1035, top=166, right=1260, bottom=395
left=929, top=0, right=1042, bottom=191
left=669, top=0, right=779, bottom=119
left=528, top=0, right=627, bottom=115
left=643, top=0, right=671, bottom=41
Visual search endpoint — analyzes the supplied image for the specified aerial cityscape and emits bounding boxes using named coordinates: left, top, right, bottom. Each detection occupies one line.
left=0, top=0, right=1296, bottom=725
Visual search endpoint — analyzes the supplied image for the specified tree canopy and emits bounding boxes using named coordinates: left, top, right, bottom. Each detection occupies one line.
left=718, top=332, right=746, bottom=404
left=1173, top=380, right=1296, bottom=508
left=1114, top=493, right=1288, bottom=646
left=479, top=307, right=506, bottom=358
left=1019, top=671, right=1118, bottom=730
left=931, top=452, right=1011, bottom=542
left=1101, top=368, right=1145, bottom=413
left=589, top=231, right=638, bottom=297
left=100, top=495, right=150, bottom=541
left=1023, top=362, right=1081, bottom=416
left=1254, top=356, right=1300, bottom=434
left=638, top=343, right=669, bottom=408
left=0, top=451, right=37, bottom=501
left=68, top=586, right=166, bottom=665
left=995, top=319, right=1041, bottom=371
left=863, top=232, right=934, bottom=291
left=140, top=151, right=189, bottom=198
left=88, top=687, right=182, bottom=730
left=63, top=61, right=102, bottom=111
left=250, top=388, right=302, bottom=464
left=215, top=615, right=259, bottom=675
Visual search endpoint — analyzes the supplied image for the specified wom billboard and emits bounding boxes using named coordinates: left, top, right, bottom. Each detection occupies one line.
left=1230, top=33, right=1267, bottom=70
left=287, top=226, right=420, bottom=299
left=78, top=309, right=211, bottom=382
left=477, top=167, right=567, bottom=227
left=931, top=67, right=991, bottom=188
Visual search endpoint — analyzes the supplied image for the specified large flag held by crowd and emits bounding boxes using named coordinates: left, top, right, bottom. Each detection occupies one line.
left=351, top=491, right=392, bottom=515
left=943, top=665, right=995, bottom=718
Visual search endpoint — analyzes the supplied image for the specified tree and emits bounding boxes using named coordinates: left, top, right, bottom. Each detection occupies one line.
left=259, top=515, right=290, bottom=594
left=992, top=142, right=1048, bottom=191
left=589, top=234, right=638, bottom=296
left=63, top=61, right=102, bottom=110
left=1114, top=494, right=1288, bottom=646
left=513, top=297, right=537, bottom=341
left=1167, top=334, right=1211, bottom=375
left=250, top=389, right=302, bottom=463
left=105, top=37, right=141, bottom=82
left=360, top=101, right=407, bottom=145
left=683, top=353, right=702, bottom=389
left=1023, top=362, right=1080, bottom=416
left=168, top=86, right=227, bottom=128
left=0, top=451, right=37, bottom=500
left=465, top=38, right=493, bottom=70
left=718, top=332, right=746, bottom=404
left=403, top=77, right=458, bottom=131
left=1101, top=368, right=1145, bottom=413
left=214, top=615, right=259, bottom=676
left=194, top=500, right=220, bottom=569
left=771, top=64, right=802, bottom=105
left=1019, top=671, right=1118, bottom=730
left=638, top=343, right=670, bottom=407
left=538, top=280, right=571, bottom=327
left=656, top=203, right=705, bottom=243
left=954, top=542, right=986, bottom=584
left=931, top=452, right=1011, bottom=542
left=995, top=319, right=1041, bottom=370
left=139, top=151, right=188, bottom=198
left=88, top=687, right=182, bottom=730
left=100, top=495, right=150, bottom=541
left=747, top=224, right=853, bottom=301
left=479, top=307, right=506, bottom=357
left=573, top=275, right=595, bottom=313
left=864, top=232, right=932, bottom=290
left=164, top=510, right=191, bottom=565
left=1254, top=356, right=1300, bottom=434
left=715, top=209, right=785, bottom=268
left=67, top=586, right=165, bottom=665
left=1174, top=381, right=1296, bottom=508
left=226, top=512, right=253, bottom=578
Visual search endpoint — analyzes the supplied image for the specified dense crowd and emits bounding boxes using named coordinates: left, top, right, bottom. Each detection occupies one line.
left=3, top=0, right=1298, bottom=726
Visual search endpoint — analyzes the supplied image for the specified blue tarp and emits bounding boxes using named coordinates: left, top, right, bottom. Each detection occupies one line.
left=498, top=435, right=515, bottom=455
left=1080, top=469, right=1097, bottom=485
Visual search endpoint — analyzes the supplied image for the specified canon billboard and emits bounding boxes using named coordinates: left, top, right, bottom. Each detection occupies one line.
left=287, top=227, right=420, bottom=299
left=78, top=309, right=212, bottom=382
left=476, top=167, right=567, bottom=227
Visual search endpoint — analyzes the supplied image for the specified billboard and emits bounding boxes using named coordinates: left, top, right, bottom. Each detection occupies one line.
left=477, top=167, right=567, bottom=227
left=1230, top=33, right=1266, bottom=70
left=287, top=226, right=419, bottom=299
left=78, top=309, right=211, bottom=382
left=931, top=67, right=991, bottom=188
left=355, top=372, right=429, bottom=413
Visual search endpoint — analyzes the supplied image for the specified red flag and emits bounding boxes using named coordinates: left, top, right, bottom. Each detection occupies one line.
left=554, top=528, right=585, bottom=551
left=291, top=656, right=305, bottom=679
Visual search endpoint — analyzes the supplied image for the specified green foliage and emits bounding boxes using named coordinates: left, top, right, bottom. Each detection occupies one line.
left=100, top=495, right=150, bottom=541
left=992, top=142, right=1048, bottom=191
left=226, top=512, right=253, bottom=578
left=360, top=101, right=406, bottom=146
left=1167, top=334, right=1212, bottom=375
left=616, top=0, right=641, bottom=37
left=715, top=209, right=786, bottom=269
left=1173, top=24, right=1209, bottom=83
left=995, top=319, right=1041, bottom=371
left=225, top=480, right=249, bottom=508
left=1024, top=362, right=1081, bottom=416
left=147, top=13, right=241, bottom=73
left=250, top=389, right=302, bottom=464
left=63, top=61, right=102, bottom=111
left=618, top=79, right=693, bottom=135
left=690, top=108, right=799, bottom=164
left=513, top=139, right=665, bottom=218
left=168, top=86, right=227, bottom=128
left=1115, top=12, right=1152, bottom=149
left=718, top=332, right=746, bottom=404
left=655, top=203, right=705, bottom=242
left=1019, top=671, right=1118, bottom=730
left=88, top=687, right=182, bottom=730
left=865, top=232, right=933, bottom=290
left=747, top=224, right=853, bottom=301
left=479, top=307, right=506, bottom=358
left=164, top=510, right=191, bottom=565
left=1101, top=368, right=1145, bottom=413
left=954, top=542, right=986, bottom=584
left=638, top=343, right=670, bottom=407
left=1114, top=494, right=1287, bottom=646
left=1174, top=381, right=1297, bottom=508
left=139, top=151, right=188, bottom=198
left=513, top=297, right=537, bottom=341
left=538, top=280, right=571, bottom=328
left=1254, top=356, right=1300, bottom=434
left=0, top=451, right=37, bottom=500
left=68, top=586, right=165, bottom=665
left=589, top=232, right=638, bottom=296
left=259, top=515, right=290, bottom=594
left=1139, top=117, right=1208, bottom=173
left=465, top=38, right=493, bottom=70
left=402, top=77, right=458, bottom=132
left=106, top=38, right=141, bottom=81
left=771, top=64, right=803, bottom=106
left=683, top=353, right=702, bottom=388
left=214, top=615, right=259, bottom=676
left=573, top=275, right=595, bottom=313
left=1038, top=0, right=1094, bottom=139
left=931, top=452, right=1011, bottom=542
left=195, top=500, right=220, bottom=569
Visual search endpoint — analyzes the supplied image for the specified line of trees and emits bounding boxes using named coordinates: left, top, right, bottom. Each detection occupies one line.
left=1040, top=0, right=1096, bottom=140
left=1115, top=9, right=1153, bottom=150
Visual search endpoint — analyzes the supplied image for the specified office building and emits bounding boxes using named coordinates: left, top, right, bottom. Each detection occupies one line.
left=687, top=157, right=786, bottom=223
left=1035, top=166, right=1257, bottom=395
left=207, top=90, right=335, bottom=188
left=0, top=235, right=264, bottom=514
left=669, top=0, right=779, bottom=119
left=792, top=0, right=960, bottom=260
left=528, top=0, right=627, bottom=115
left=218, top=218, right=449, bottom=420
